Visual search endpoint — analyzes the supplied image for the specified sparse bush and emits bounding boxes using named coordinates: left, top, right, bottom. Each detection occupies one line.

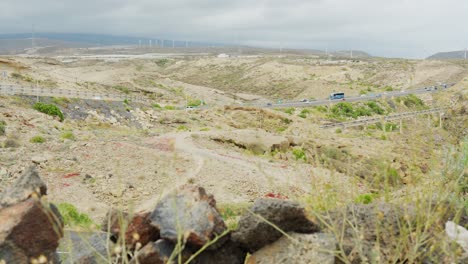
left=366, top=101, right=385, bottom=114
left=355, top=193, right=376, bottom=204
left=152, top=103, right=162, bottom=109
left=57, top=203, right=94, bottom=229
left=0, top=121, right=6, bottom=136
left=335, top=128, right=342, bottom=134
left=51, top=97, right=71, bottom=107
left=123, top=99, right=130, bottom=105
left=283, top=107, right=295, bottom=115
left=292, top=147, right=307, bottom=161
left=61, top=131, right=75, bottom=140
left=30, top=136, right=45, bottom=143
left=177, top=125, right=189, bottom=131
left=384, top=85, right=394, bottom=91
left=315, top=106, right=328, bottom=113
left=113, top=85, right=130, bottom=94
left=187, top=99, right=202, bottom=107
left=155, top=59, right=170, bottom=67
left=164, top=105, right=176, bottom=110
left=402, top=94, right=425, bottom=108
left=2, top=138, right=20, bottom=148
left=33, top=102, right=64, bottom=121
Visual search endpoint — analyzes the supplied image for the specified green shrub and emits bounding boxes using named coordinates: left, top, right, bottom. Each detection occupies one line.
left=30, top=136, right=46, bottom=143
left=331, top=102, right=354, bottom=118
left=298, top=113, right=307, bottom=118
left=402, top=94, right=424, bottom=108
left=164, top=105, right=176, bottom=110
left=57, top=203, right=94, bottom=229
left=366, top=101, right=385, bottom=114
left=177, top=125, right=189, bottom=131
left=335, top=128, right=342, bottom=134
left=316, top=106, right=328, bottom=113
left=284, top=108, right=295, bottom=115
left=355, top=193, right=375, bottom=204
left=384, top=86, right=394, bottom=91
left=123, top=99, right=130, bottom=105
left=152, top=103, right=162, bottom=109
left=187, top=99, right=202, bottom=107
left=0, top=121, right=6, bottom=136
left=61, top=131, right=75, bottom=140
left=33, top=102, right=64, bottom=121
left=292, top=147, right=307, bottom=161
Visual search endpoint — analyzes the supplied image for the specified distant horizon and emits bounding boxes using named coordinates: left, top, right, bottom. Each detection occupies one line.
left=2, top=31, right=466, bottom=60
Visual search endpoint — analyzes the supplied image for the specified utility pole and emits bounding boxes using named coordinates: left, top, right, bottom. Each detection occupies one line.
left=161, top=39, right=164, bottom=48
left=185, top=40, right=188, bottom=48
left=172, top=40, right=175, bottom=48
left=149, top=40, right=152, bottom=48
left=465, top=48, right=467, bottom=60
left=350, top=49, right=353, bottom=59
left=138, top=40, right=141, bottom=48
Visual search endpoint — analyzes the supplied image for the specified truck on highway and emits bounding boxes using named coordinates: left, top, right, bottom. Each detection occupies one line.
left=329, top=92, right=345, bottom=100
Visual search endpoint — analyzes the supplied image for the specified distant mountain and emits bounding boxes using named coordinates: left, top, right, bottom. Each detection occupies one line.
left=427, top=50, right=467, bottom=60
left=0, top=33, right=229, bottom=54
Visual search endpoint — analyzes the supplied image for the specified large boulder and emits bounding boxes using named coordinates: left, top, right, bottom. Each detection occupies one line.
left=0, top=166, right=47, bottom=209
left=149, top=185, right=226, bottom=247
left=232, top=198, right=320, bottom=252
left=246, top=232, right=336, bottom=264
left=0, top=199, right=64, bottom=261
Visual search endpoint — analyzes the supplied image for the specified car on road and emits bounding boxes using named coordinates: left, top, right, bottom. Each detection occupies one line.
left=266, top=102, right=272, bottom=106
left=300, top=99, right=309, bottom=103
left=186, top=106, right=197, bottom=110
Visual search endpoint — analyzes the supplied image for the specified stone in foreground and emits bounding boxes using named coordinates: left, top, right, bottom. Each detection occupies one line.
left=232, top=198, right=320, bottom=252
left=0, top=166, right=47, bottom=209
left=246, top=232, right=336, bottom=264
left=130, top=239, right=191, bottom=264
left=0, top=199, right=64, bottom=260
left=149, top=185, right=226, bottom=247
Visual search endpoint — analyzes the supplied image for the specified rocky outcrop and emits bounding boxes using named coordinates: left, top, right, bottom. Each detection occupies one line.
left=124, top=211, right=160, bottom=250
left=149, top=185, right=226, bottom=247
left=0, top=167, right=64, bottom=263
left=210, top=130, right=290, bottom=155
left=232, top=198, right=320, bottom=252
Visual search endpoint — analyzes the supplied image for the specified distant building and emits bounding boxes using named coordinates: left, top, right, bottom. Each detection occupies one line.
left=217, top=53, right=230, bottom=58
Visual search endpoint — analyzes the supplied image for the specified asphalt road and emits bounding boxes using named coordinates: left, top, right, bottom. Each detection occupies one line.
left=242, top=83, right=454, bottom=109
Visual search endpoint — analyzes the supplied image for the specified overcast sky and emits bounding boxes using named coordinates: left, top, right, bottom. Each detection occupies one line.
left=0, top=0, right=466, bottom=58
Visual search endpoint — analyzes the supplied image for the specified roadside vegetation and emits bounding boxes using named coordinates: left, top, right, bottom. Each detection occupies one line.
left=33, top=102, right=64, bottom=121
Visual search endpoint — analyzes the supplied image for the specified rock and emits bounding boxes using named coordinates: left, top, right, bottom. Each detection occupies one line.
left=191, top=239, right=247, bottom=264
left=101, top=209, right=129, bottom=243
left=124, top=211, right=160, bottom=251
left=0, top=241, right=28, bottom=263
left=445, top=221, right=468, bottom=259
left=130, top=239, right=191, bottom=264
left=31, top=155, right=48, bottom=164
left=61, top=231, right=110, bottom=264
left=0, top=166, right=47, bottom=209
left=149, top=185, right=227, bottom=247
left=246, top=232, right=335, bottom=264
left=232, top=198, right=320, bottom=252
left=0, top=199, right=64, bottom=259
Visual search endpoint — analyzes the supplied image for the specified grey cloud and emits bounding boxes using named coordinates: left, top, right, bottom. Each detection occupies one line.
left=0, top=0, right=466, bottom=58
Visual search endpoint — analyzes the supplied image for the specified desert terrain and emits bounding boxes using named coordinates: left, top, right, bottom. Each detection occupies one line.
left=0, top=52, right=467, bottom=262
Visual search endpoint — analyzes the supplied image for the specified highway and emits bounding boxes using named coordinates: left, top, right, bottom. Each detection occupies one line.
left=242, top=83, right=454, bottom=109
left=0, top=82, right=454, bottom=110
